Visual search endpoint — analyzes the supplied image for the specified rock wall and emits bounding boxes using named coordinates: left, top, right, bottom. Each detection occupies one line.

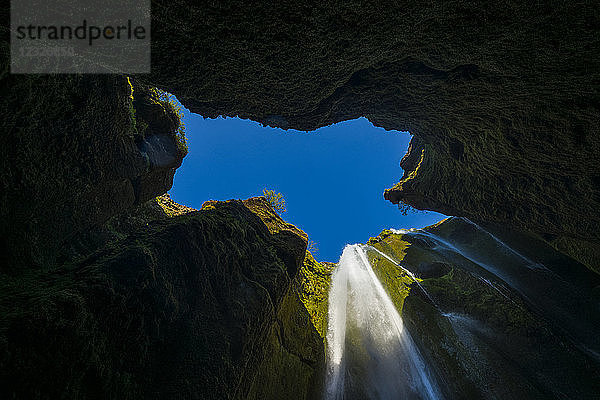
left=366, top=218, right=600, bottom=399
left=1, top=2, right=599, bottom=398
left=246, top=252, right=333, bottom=400
left=0, top=74, right=186, bottom=271
left=240, top=198, right=333, bottom=400
left=0, top=197, right=311, bottom=399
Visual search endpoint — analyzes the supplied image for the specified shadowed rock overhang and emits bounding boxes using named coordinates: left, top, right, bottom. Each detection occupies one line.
left=1, top=1, right=599, bottom=270
left=143, top=0, right=600, bottom=269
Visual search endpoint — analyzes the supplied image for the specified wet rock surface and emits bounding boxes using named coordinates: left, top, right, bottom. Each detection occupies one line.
left=367, top=217, right=600, bottom=399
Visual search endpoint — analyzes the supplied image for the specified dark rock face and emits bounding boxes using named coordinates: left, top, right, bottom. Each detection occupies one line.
left=367, top=217, right=600, bottom=399
left=146, top=0, right=600, bottom=270
left=0, top=198, right=308, bottom=399
left=413, top=261, right=452, bottom=279
left=0, top=75, right=186, bottom=270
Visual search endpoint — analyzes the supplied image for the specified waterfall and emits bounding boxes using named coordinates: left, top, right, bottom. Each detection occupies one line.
left=325, top=244, right=442, bottom=400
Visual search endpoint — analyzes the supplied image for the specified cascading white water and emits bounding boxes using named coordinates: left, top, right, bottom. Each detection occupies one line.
left=325, top=244, right=442, bottom=400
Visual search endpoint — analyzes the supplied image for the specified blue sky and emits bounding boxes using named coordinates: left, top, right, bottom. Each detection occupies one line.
left=169, top=104, right=446, bottom=262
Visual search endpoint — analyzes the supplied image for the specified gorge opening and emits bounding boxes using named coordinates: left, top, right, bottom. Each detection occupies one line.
left=168, top=101, right=445, bottom=261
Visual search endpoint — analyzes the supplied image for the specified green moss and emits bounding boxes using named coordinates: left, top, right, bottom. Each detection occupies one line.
left=247, top=270, right=325, bottom=400
left=151, top=88, right=188, bottom=155
left=246, top=250, right=333, bottom=399
left=367, top=250, right=414, bottom=313
left=423, top=267, right=539, bottom=335
left=403, top=263, right=600, bottom=398
left=365, top=223, right=543, bottom=334
left=363, top=231, right=417, bottom=313
left=401, top=294, right=482, bottom=399
left=550, top=235, right=600, bottom=275
left=296, top=252, right=334, bottom=338
left=128, top=100, right=138, bottom=135
left=367, top=229, right=411, bottom=260
left=246, top=321, right=318, bottom=400
left=385, top=218, right=600, bottom=399
left=155, top=194, right=196, bottom=217
left=126, top=77, right=138, bottom=136
left=370, top=220, right=543, bottom=336
left=239, top=196, right=308, bottom=242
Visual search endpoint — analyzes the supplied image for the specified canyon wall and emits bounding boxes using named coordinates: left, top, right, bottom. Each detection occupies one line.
left=0, top=196, right=325, bottom=399
left=0, top=2, right=599, bottom=398
left=0, top=75, right=186, bottom=270
left=366, top=218, right=600, bottom=399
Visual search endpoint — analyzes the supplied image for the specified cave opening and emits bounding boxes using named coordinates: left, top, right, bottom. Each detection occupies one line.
left=168, top=100, right=445, bottom=261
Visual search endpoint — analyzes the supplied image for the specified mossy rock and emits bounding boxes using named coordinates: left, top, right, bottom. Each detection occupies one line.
left=0, top=197, right=308, bottom=399
left=0, top=74, right=187, bottom=271
left=247, top=250, right=334, bottom=400
left=367, top=218, right=600, bottom=399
